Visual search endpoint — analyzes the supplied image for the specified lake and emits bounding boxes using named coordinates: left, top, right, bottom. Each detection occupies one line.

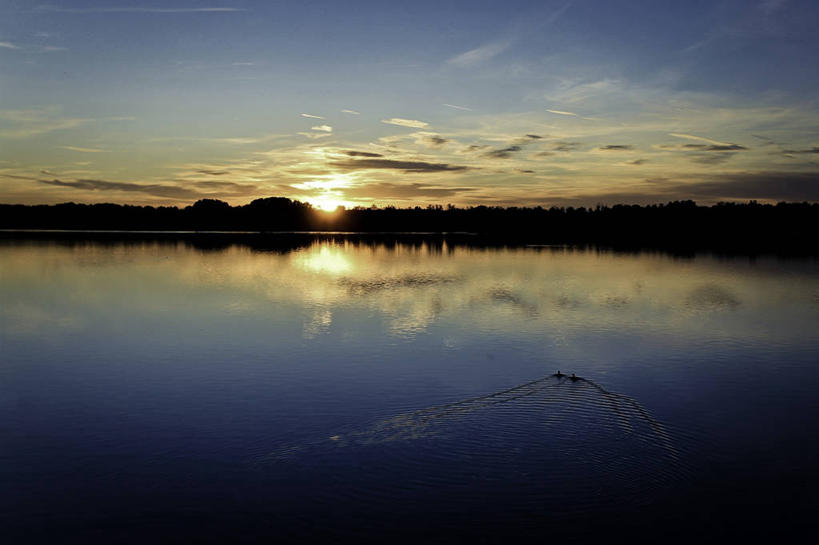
left=2, top=236, right=818, bottom=543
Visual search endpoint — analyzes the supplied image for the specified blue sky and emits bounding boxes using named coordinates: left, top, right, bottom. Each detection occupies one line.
left=1, top=0, right=818, bottom=208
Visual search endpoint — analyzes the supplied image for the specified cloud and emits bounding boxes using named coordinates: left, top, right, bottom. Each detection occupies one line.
left=688, top=153, right=738, bottom=165
left=599, top=145, right=634, bottom=151
left=447, top=41, right=509, bottom=67
left=39, top=178, right=202, bottom=199
left=423, top=135, right=449, bottom=147
left=559, top=172, right=819, bottom=205
left=0, top=41, right=21, bottom=49
left=484, top=145, right=522, bottom=159
left=552, top=141, right=582, bottom=152
left=298, top=132, right=331, bottom=140
left=512, top=134, right=544, bottom=145
left=342, top=150, right=383, bottom=157
left=381, top=118, right=429, bottom=129
left=546, top=109, right=578, bottom=117
left=660, top=143, right=748, bottom=152
left=301, top=113, right=325, bottom=120
left=0, top=109, right=89, bottom=138
left=782, top=146, right=819, bottom=154
left=195, top=169, right=230, bottom=176
left=626, top=159, right=647, bottom=165
left=38, top=177, right=259, bottom=199
left=328, top=158, right=470, bottom=173
left=669, top=133, right=733, bottom=146
left=59, top=145, right=105, bottom=153
left=191, top=181, right=258, bottom=193
left=442, top=103, right=473, bottom=111
left=34, top=6, right=245, bottom=14
left=344, top=183, right=477, bottom=199
left=152, top=134, right=285, bottom=145
left=341, top=109, right=360, bottom=115
left=311, top=125, right=333, bottom=132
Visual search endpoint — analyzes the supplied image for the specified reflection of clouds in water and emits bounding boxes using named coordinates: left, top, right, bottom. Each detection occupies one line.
left=487, top=287, right=538, bottom=316
left=5, top=241, right=817, bottom=344
left=1, top=302, right=83, bottom=335
left=388, top=305, right=440, bottom=338
left=603, top=295, right=630, bottom=308
left=339, top=272, right=459, bottom=295
left=685, top=284, right=741, bottom=311
left=554, top=294, right=583, bottom=309
left=303, top=309, right=332, bottom=339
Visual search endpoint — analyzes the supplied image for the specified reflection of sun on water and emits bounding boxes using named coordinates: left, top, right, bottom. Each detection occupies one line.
left=296, top=245, right=353, bottom=275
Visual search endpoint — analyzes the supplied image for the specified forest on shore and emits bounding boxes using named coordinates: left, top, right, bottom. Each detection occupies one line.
left=2, top=197, right=817, bottom=252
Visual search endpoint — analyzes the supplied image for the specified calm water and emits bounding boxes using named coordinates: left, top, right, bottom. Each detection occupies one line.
left=2, top=237, right=819, bottom=543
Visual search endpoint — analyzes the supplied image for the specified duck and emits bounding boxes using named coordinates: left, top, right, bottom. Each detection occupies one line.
left=554, top=370, right=565, bottom=378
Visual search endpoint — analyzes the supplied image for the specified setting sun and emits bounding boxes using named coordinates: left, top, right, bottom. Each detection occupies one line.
left=308, top=195, right=349, bottom=212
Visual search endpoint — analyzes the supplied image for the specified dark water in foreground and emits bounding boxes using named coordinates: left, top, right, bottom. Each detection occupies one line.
left=2, top=238, right=818, bottom=543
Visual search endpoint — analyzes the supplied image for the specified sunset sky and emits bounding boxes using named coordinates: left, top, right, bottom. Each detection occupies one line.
left=1, top=0, right=818, bottom=209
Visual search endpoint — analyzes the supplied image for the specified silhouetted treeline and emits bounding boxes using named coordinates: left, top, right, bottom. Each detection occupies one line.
left=2, top=197, right=818, bottom=252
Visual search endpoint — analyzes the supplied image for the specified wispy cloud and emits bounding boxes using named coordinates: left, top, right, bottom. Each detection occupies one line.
left=442, top=103, right=473, bottom=111
left=311, top=124, right=333, bottom=133
left=39, top=178, right=201, bottom=199
left=423, top=135, right=448, bottom=147
left=381, top=118, right=429, bottom=129
left=301, top=113, right=325, bottom=120
left=59, top=146, right=106, bottom=153
left=38, top=176, right=258, bottom=200
left=447, top=41, right=510, bottom=67
left=329, top=158, right=469, bottom=173
left=344, top=182, right=477, bottom=199
left=341, top=150, right=383, bottom=158
left=484, top=146, right=522, bottom=159
left=599, top=145, right=634, bottom=151
left=341, top=109, right=360, bottom=115
left=150, top=134, right=286, bottom=145
left=0, top=40, right=66, bottom=53
left=298, top=132, right=331, bottom=140
left=34, top=6, right=245, bottom=14
left=661, top=142, right=748, bottom=152
left=669, top=133, right=732, bottom=146
left=546, top=109, right=577, bottom=117
left=782, top=146, right=819, bottom=154
left=0, top=108, right=89, bottom=138
left=552, top=141, right=582, bottom=152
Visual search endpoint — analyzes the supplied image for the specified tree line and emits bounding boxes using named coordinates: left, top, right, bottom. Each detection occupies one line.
left=2, top=197, right=817, bottom=252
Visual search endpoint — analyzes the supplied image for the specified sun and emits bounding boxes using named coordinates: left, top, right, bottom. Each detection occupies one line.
left=294, top=174, right=355, bottom=212
left=310, top=195, right=348, bottom=212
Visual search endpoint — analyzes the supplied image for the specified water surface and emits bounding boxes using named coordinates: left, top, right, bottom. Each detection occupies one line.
left=2, top=238, right=818, bottom=543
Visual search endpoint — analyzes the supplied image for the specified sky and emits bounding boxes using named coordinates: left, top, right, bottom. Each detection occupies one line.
left=1, top=0, right=818, bottom=210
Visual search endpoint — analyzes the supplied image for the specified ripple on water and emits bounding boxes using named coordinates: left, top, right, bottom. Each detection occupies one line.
left=259, top=374, right=697, bottom=520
